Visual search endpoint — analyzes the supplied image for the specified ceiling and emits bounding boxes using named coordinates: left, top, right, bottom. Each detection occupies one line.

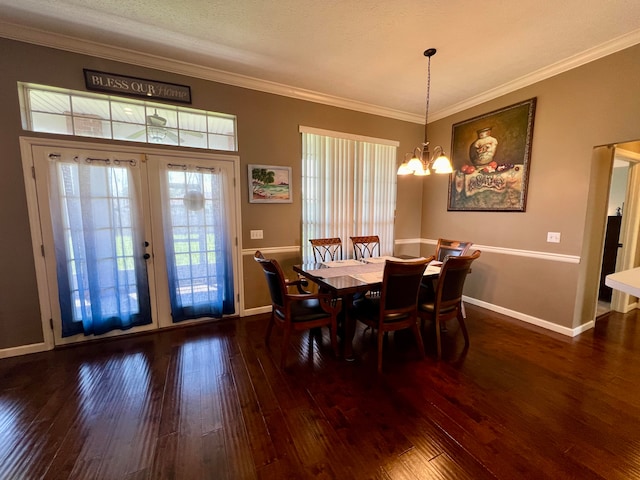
left=1, top=0, right=640, bottom=123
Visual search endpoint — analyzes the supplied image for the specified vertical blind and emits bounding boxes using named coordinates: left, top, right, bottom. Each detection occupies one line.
left=300, top=127, right=398, bottom=262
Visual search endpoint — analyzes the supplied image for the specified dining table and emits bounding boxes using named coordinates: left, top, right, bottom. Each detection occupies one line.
left=293, top=256, right=441, bottom=360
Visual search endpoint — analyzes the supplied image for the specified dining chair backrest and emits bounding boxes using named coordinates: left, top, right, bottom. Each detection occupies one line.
left=419, top=250, right=481, bottom=360
left=353, top=257, right=431, bottom=372
left=253, top=250, right=339, bottom=368
left=309, top=237, right=343, bottom=263
left=379, top=258, right=430, bottom=320
left=350, top=235, right=381, bottom=260
left=436, top=250, right=480, bottom=308
left=254, top=251, right=287, bottom=311
left=255, top=249, right=309, bottom=294
left=435, top=238, right=473, bottom=262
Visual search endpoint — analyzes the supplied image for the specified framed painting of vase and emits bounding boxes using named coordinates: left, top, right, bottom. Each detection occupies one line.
left=447, top=97, right=537, bottom=212
left=248, top=164, right=293, bottom=203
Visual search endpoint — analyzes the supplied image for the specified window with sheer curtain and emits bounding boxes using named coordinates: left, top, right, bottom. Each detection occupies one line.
left=300, top=126, right=398, bottom=263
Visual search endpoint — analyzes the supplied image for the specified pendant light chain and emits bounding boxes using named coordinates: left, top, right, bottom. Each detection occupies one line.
left=397, top=47, right=453, bottom=176
left=423, top=53, right=432, bottom=144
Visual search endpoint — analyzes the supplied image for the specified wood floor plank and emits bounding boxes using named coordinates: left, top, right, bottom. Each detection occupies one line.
left=218, top=371, right=258, bottom=479
left=3, top=307, right=640, bottom=478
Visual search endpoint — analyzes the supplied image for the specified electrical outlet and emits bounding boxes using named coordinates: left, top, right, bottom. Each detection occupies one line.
left=547, top=232, right=561, bottom=243
left=250, top=229, right=263, bottom=240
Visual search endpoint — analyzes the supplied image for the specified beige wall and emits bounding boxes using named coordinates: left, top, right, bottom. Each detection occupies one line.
left=1, top=37, right=639, bottom=351
left=0, top=38, right=423, bottom=349
left=420, top=44, right=640, bottom=329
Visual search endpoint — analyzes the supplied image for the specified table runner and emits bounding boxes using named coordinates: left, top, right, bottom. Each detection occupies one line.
left=303, top=259, right=440, bottom=281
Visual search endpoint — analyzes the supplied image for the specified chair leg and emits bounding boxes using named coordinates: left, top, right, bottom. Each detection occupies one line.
left=410, top=321, right=426, bottom=359
left=435, top=317, right=443, bottom=361
left=377, top=330, right=384, bottom=373
left=458, top=307, right=470, bottom=347
left=265, top=311, right=275, bottom=344
left=280, top=325, right=292, bottom=369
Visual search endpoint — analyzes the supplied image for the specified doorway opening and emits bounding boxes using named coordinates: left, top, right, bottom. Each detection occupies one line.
left=597, top=154, right=630, bottom=316
left=577, top=141, right=640, bottom=328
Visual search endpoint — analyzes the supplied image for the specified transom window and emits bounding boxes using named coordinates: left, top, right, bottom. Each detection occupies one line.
left=18, top=83, right=237, bottom=151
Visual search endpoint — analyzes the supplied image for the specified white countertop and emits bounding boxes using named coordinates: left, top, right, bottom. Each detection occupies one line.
left=605, top=267, right=640, bottom=298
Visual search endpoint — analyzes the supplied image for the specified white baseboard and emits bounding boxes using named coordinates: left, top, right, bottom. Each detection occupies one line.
left=620, top=301, right=638, bottom=314
left=246, top=296, right=594, bottom=338
left=0, top=341, right=50, bottom=359
left=463, top=296, right=594, bottom=337
left=243, top=306, right=272, bottom=316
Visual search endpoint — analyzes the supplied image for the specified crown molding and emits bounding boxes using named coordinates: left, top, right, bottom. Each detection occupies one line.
left=431, top=28, right=640, bottom=121
left=0, top=21, right=423, bottom=124
left=2, top=21, right=640, bottom=125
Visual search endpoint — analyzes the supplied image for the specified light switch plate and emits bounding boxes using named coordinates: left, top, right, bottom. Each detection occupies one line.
left=250, top=229, right=263, bottom=239
left=547, top=232, right=561, bottom=243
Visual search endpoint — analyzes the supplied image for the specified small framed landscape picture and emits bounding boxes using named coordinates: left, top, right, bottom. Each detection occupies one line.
left=248, top=164, right=292, bottom=203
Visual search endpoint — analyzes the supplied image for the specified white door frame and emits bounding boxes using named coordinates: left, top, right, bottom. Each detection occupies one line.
left=611, top=148, right=640, bottom=312
left=20, top=136, right=243, bottom=350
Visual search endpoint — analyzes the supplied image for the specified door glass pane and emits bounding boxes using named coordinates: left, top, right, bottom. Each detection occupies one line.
left=48, top=157, right=152, bottom=337
left=159, top=164, right=235, bottom=322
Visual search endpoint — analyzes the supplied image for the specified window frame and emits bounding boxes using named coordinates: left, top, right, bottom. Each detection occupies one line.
left=18, top=82, right=238, bottom=152
left=300, top=126, right=399, bottom=263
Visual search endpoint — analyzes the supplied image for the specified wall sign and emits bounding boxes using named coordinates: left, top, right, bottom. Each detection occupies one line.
left=83, top=69, right=191, bottom=104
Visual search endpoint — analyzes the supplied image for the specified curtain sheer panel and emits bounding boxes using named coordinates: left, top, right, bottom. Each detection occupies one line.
left=159, top=163, right=235, bottom=322
left=48, top=157, right=152, bottom=337
left=301, top=129, right=397, bottom=263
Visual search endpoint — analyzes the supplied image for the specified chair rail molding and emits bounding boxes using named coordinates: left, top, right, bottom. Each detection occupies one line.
left=242, top=242, right=589, bottom=336
left=395, top=238, right=581, bottom=264
left=242, top=246, right=300, bottom=256
left=244, top=242, right=581, bottom=263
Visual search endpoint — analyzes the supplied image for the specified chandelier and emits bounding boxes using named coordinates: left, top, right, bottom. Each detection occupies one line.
left=397, top=48, right=453, bottom=176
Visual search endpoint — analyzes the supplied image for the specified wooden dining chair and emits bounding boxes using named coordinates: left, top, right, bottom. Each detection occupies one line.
left=254, top=251, right=339, bottom=369
left=418, top=250, right=481, bottom=360
left=352, top=257, right=432, bottom=373
left=435, top=238, right=473, bottom=262
left=350, top=235, right=381, bottom=260
left=309, top=237, right=343, bottom=263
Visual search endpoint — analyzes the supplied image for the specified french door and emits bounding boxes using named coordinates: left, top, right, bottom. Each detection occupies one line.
left=27, top=140, right=240, bottom=346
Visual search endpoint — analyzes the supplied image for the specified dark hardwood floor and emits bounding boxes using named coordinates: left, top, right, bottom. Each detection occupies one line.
left=2, top=305, right=640, bottom=479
